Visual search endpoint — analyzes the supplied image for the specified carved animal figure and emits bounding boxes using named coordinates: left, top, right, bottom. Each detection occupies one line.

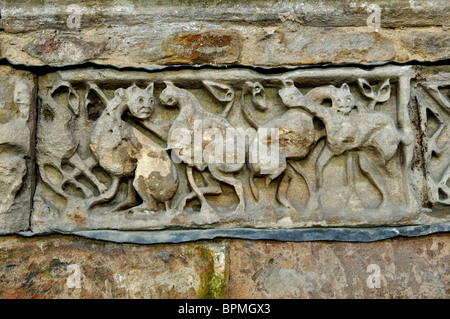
left=90, top=83, right=178, bottom=211
left=38, top=81, right=108, bottom=200
left=0, top=81, right=33, bottom=213
left=279, top=81, right=414, bottom=208
left=159, top=81, right=245, bottom=214
left=241, top=81, right=325, bottom=210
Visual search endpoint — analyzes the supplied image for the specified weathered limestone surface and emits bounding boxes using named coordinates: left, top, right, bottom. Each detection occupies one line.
left=29, top=65, right=450, bottom=234
left=0, top=1, right=449, bottom=66
left=0, top=66, right=36, bottom=234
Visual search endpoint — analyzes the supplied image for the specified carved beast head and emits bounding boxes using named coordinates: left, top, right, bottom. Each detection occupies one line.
left=125, top=83, right=155, bottom=119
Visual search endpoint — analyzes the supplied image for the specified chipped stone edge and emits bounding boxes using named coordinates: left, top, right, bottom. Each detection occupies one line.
left=16, top=222, right=450, bottom=244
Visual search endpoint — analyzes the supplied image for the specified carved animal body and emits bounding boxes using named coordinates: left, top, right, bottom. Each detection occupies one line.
left=241, top=81, right=325, bottom=207
left=90, top=84, right=178, bottom=211
left=303, top=84, right=401, bottom=160
left=279, top=82, right=412, bottom=207
left=159, top=81, right=245, bottom=214
left=0, top=154, right=26, bottom=213
left=38, top=82, right=108, bottom=200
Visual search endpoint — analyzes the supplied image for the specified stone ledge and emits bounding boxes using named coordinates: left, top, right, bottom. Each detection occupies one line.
left=16, top=222, right=449, bottom=244
left=2, top=0, right=449, bottom=32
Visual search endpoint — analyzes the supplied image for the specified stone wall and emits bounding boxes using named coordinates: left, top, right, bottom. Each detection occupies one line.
left=0, top=0, right=448, bottom=299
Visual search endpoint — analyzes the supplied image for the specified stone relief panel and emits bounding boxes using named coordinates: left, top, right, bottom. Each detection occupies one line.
left=415, top=72, right=450, bottom=209
left=30, top=66, right=449, bottom=233
left=0, top=66, right=36, bottom=234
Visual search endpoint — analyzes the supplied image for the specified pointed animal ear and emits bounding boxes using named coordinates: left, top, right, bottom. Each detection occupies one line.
left=376, top=79, right=391, bottom=103
left=341, top=83, right=350, bottom=92
left=281, top=79, right=294, bottom=88
left=358, top=78, right=375, bottom=99
left=115, top=88, right=125, bottom=97
left=146, top=82, right=154, bottom=94
left=164, top=81, right=174, bottom=87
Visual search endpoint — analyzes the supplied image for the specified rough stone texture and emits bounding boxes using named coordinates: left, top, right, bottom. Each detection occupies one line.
left=0, top=1, right=448, bottom=66
left=0, top=235, right=227, bottom=299
left=30, top=65, right=448, bottom=233
left=227, top=234, right=449, bottom=298
left=2, top=0, right=449, bottom=31
left=0, top=233, right=447, bottom=298
left=0, top=66, right=36, bottom=234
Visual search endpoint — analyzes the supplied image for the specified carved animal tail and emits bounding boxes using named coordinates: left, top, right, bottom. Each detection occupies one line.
left=314, top=122, right=327, bottom=143
left=305, top=86, right=330, bottom=143
left=240, top=90, right=259, bottom=129
left=241, top=88, right=261, bottom=201
left=249, top=172, right=259, bottom=201
left=38, top=166, right=68, bottom=200
left=304, top=85, right=334, bottom=104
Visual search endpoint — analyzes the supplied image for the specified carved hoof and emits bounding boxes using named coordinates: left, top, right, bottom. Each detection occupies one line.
left=376, top=201, right=392, bottom=212
left=306, top=192, right=321, bottom=212
left=97, top=183, right=108, bottom=194
left=192, top=203, right=219, bottom=225
left=113, top=200, right=140, bottom=212
left=176, top=197, right=189, bottom=212
left=347, top=193, right=364, bottom=212
left=200, top=202, right=216, bottom=215
left=232, top=202, right=245, bottom=216
left=140, top=205, right=160, bottom=213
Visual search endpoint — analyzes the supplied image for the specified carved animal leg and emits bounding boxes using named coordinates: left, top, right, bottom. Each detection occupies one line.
left=289, top=162, right=320, bottom=211
left=40, top=165, right=94, bottom=199
left=251, top=157, right=286, bottom=201
left=209, top=164, right=245, bottom=214
left=186, top=166, right=214, bottom=212
left=346, top=156, right=364, bottom=209
left=402, top=133, right=416, bottom=206
left=315, top=144, right=334, bottom=189
left=177, top=171, right=222, bottom=211
left=276, top=166, right=293, bottom=210
left=69, top=152, right=108, bottom=194
left=249, top=171, right=259, bottom=201
left=114, top=179, right=140, bottom=211
left=38, top=167, right=68, bottom=200
left=358, top=154, right=391, bottom=209
left=133, top=175, right=159, bottom=212
left=87, top=176, right=120, bottom=208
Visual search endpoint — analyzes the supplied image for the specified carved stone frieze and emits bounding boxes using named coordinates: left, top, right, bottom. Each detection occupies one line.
left=415, top=72, right=450, bottom=209
left=30, top=66, right=449, bottom=234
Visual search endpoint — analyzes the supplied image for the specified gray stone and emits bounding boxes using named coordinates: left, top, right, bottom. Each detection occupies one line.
left=0, top=66, right=36, bottom=234
left=2, top=1, right=449, bottom=32
left=403, top=31, right=450, bottom=60
left=66, top=222, right=450, bottom=245
left=30, top=65, right=449, bottom=235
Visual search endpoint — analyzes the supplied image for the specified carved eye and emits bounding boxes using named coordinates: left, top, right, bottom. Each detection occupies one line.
left=138, top=97, right=144, bottom=104
left=254, top=87, right=261, bottom=93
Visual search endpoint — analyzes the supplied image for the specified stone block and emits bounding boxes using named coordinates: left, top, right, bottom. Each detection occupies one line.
left=227, top=234, right=449, bottom=298
left=30, top=65, right=449, bottom=239
left=0, top=235, right=227, bottom=299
